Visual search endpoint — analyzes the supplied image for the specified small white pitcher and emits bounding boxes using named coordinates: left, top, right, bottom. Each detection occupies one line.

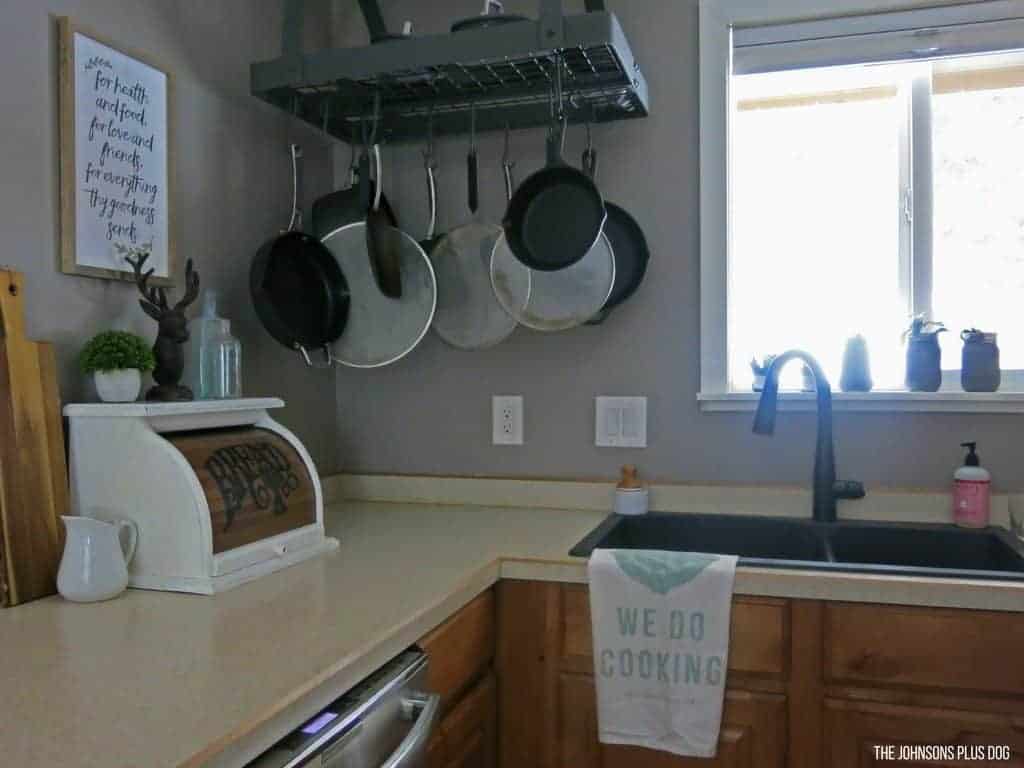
left=57, top=516, right=138, bottom=602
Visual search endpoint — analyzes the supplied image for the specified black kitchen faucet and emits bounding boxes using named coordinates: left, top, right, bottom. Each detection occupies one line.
left=752, top=350, right=865, bottom=522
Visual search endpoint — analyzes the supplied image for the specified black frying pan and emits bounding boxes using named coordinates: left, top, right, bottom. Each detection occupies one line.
left=312, top=167, right=397, bottom=240
left=251, top=146, right=350, bottom=359
left=503, top=124, right=605, bottom=271
left=504, top=59, right=606, bottom=273
left=251, top=232, right=350, bottom=356
left=587, top=203, right=650, bottom=324
left=580, top=141, right=650, bottom=324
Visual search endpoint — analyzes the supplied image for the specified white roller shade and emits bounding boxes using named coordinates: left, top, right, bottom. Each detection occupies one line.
left=733, top=1, right=1024, bottom=74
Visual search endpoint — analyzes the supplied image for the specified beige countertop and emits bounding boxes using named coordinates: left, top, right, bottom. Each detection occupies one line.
left=3, top=498, right=1023, bottom=768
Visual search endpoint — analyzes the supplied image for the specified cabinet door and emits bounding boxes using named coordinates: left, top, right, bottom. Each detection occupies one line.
left=420, top=590, right=496, bottom=716
left=441, top=672, right=498, bottom=768
left=825, top=699, right=1024, bottom=767
left=559, top=673, right=787, bottom=768
left=425, top=731, right=446, bottom=768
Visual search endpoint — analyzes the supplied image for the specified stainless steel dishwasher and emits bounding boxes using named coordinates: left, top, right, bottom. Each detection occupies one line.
left=248, top=649, right=439, bottom=768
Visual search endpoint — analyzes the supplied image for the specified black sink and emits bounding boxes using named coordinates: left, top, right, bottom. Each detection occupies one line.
left=571, top=512, right=828, bottom=564
left=570, top=512, right=1024, bottom=581
left=827, top=523, right=1024, bottom=576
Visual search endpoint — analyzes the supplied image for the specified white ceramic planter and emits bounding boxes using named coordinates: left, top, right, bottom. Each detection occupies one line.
left=94, top=369, right=142, bottom=403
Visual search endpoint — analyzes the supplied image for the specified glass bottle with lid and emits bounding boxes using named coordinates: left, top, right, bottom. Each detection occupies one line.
left=210, top=319, right=242, bottom=399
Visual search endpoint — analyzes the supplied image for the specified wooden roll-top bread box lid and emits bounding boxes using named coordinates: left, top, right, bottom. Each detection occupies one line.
left=64, top=398, right=338, bottom=594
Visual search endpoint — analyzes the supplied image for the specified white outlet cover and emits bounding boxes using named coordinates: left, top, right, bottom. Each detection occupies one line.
left=492, top=395, right=524, bottom=446
left=595, top=397, right=647, bottom=448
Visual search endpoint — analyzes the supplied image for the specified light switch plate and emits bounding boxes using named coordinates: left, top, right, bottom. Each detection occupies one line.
left=492, top=395, right=524, bottom=445
left=595, top=397, right=647, bottom=448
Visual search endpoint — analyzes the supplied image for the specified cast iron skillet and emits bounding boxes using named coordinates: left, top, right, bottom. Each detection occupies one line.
left=251, top=231, right=350, bottom=357
left=503, top=123, right=606, bottom=272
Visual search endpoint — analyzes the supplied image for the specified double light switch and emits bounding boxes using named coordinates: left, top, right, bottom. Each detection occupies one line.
left=595, top=397, right=647, bottom=448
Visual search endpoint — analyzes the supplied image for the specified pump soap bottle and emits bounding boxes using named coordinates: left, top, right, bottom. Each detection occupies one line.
left=953, top=441, right=991, bottom=528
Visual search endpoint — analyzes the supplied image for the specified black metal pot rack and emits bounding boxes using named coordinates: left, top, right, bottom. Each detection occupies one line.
left=250, top=0, right=649, bottom=144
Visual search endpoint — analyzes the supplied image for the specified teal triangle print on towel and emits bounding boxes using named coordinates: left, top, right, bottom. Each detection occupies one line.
left=612, top=551, right=720, bottom=595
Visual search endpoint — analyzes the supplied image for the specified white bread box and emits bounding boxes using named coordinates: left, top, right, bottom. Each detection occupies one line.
left=64, top=398, right=338, bottom=594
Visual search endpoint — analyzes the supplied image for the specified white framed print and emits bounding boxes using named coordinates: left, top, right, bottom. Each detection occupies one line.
left=58, top=18, right=176, bottom=285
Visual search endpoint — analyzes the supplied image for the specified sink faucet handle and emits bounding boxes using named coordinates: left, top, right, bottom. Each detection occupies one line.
left=833, top=480, right=866, bottom=501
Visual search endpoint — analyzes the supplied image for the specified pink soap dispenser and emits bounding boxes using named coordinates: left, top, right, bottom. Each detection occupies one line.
left=953, top=441, right=991, bottom=528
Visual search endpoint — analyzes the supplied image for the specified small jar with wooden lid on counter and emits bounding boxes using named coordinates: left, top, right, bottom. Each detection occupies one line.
left=613, top=465, right=649, bottom=516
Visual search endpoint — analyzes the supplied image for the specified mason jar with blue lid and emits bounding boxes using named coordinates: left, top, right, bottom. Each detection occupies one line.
left=961, top=329, right=1000, bottom=392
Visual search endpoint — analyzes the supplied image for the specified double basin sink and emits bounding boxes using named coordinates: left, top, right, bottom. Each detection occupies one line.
left=570, top=512, right=1024, bottom=581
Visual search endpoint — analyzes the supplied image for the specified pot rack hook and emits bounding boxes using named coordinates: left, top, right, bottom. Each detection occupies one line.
left=582, top=110, right=597, bottom=180
left=469, top=102, right=477, bottom=153
left=365, top=89, right=382, bottom=147
left=285, top=143, right=302, bottom=233
left=372, top=143, right=384, bottom=213
left=546, top=55, right=567, bottom=156
left=502, top=122, right=513, bottom=168
left=348, top=138, right=358, bottom=186
left=467, top=103, right=479, bottom=213
left=502, top=123, right=515, bottom=202
left=553, top=53, right=565, bottom=122
left=374, top=90, right=382, bottom=141
left=423, top=105, right=436, bottom=162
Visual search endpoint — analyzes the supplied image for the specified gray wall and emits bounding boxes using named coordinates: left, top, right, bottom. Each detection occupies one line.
left=1, top=0, right=340, bottom=471
left=331, top=0, right=1024, bottom=492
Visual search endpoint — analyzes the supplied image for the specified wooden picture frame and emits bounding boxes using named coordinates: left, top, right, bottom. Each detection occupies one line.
left=58, top=17, right=177, bottom=285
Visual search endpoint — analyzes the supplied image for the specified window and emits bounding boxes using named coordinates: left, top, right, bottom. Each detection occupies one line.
left=700, top=0, right=1024, bottom=408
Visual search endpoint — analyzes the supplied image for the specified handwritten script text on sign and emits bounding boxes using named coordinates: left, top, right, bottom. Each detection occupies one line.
left=73, top=33, right=168, bottom=276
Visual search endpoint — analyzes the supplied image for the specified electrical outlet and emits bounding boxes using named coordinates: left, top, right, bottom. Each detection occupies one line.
left=492, top=396, right=524, bottom=445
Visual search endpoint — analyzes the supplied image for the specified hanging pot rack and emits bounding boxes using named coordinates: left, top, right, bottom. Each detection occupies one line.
left=250, top=0, right=650, bottom=144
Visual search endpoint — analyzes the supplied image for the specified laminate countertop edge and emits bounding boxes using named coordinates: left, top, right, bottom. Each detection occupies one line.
left=3, top=500, right=1023, bottom=768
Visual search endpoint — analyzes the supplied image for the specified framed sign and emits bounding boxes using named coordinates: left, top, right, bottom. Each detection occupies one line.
left=58, top=18, right=175, bottom=284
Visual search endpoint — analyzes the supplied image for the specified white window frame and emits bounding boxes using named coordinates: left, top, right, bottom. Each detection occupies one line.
left=699, top=0, right=1024, bottom=413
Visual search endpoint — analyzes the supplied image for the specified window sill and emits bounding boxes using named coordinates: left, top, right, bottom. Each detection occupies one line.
left=698, top=391, right=1024, bottom=413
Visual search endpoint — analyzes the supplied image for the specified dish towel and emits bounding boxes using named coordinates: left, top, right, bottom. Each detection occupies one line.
left=588, top=548, right=738, bottom=758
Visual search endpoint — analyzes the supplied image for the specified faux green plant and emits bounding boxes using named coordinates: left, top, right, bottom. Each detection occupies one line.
left=903, top=315, right=946, bottom=341
left=750, top=354, right=777, bottom=376
left=79, top=331, right=155, bottom=374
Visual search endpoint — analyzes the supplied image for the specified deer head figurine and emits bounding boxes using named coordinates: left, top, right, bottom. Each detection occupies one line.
left=125, top=251, right=201, bottom=401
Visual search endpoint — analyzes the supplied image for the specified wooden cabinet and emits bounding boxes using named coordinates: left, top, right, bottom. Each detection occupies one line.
left=441, top=673, right=498, bottom=768
left=419, top=583, right=1024, bottom=768
left=420, top=591, right=497, bottom=768
left=420, top=590, right=496, bottom=715
left=496, top=582, right=1024, bottom=768
left=824, top=602, right=1024, bottom=697
left=560, top=673, right=786, bottom=768
left=497, top=582, right=792, bottom=768
left=824, top=700, right=1024, bottom=767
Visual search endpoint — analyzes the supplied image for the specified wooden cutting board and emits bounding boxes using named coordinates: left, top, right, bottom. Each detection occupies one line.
left=0, top=269, right=68, bottom=606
